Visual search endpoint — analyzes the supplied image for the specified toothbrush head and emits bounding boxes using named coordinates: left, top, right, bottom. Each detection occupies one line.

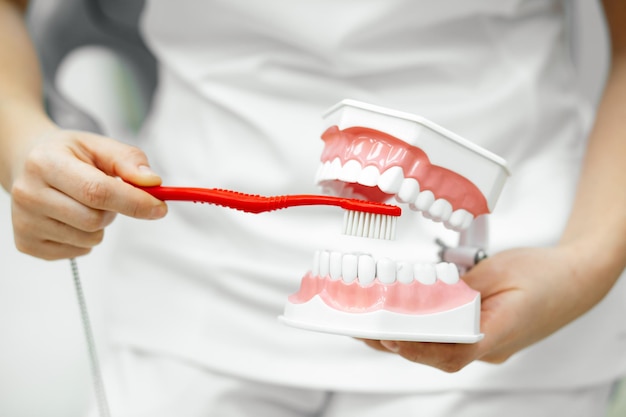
left=342, top=209, right=398, bottom=240
left=334, top=197, right=400, bottom=240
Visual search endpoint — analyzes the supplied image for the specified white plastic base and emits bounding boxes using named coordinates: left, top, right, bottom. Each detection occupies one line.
left=280, top=294, right=483, bottom=343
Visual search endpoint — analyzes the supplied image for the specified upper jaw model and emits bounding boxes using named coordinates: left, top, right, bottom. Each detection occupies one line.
left=280, top=99, right=510, bottom=343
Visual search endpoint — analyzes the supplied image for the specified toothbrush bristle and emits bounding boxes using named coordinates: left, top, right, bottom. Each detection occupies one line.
left=342, top=210, right=397, bottom=240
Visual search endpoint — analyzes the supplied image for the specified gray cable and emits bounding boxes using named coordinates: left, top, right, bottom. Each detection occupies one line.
left=69, top=258, right=111, bottom=417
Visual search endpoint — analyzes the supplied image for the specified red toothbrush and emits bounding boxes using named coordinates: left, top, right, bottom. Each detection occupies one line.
left=139, top=186, right=401, bottom=240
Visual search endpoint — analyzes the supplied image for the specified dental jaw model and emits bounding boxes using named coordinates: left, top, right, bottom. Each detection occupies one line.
left=280, top=100, right=510, bottom=343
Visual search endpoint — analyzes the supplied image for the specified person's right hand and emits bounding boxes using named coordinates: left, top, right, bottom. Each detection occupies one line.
left=8, top=127, right=168, bottom=260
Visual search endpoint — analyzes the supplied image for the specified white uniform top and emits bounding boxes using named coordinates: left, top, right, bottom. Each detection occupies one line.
left=105, top=0, right=626, bottom=391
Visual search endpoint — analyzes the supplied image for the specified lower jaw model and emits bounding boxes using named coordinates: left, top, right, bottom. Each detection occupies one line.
left=280, top=100, right=510, bottom=343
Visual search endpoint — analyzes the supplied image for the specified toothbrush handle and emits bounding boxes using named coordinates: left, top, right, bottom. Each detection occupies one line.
left=140, top=186, right=289, bottom=213
left=138, top=186, right=401, bottom=216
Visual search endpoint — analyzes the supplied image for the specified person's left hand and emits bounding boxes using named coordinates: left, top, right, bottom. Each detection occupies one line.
left=361, top=245, right=611, bottom=372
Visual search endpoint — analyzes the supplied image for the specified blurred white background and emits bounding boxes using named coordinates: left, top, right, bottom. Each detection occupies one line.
left=0, top=1, right=622, bottom=416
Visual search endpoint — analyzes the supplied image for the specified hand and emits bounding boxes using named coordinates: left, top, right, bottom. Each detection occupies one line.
left=9, top=127, right=167, bottom=260
left=361, top=245, right=608, bottom=372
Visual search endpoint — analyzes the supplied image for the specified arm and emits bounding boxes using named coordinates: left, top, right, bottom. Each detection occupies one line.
left=560, top=0, right=626, bottom=298
left=0, top=0, right=167, bottom=260
left=363, top=0, right=626, bottom=371
left=0, top=0, right=53, bottom=186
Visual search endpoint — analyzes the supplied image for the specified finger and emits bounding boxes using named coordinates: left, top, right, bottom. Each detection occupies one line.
left=37, top=217, right=106, bottom=248
left=34, top=241, right=93, bottom=261
left=13, top=232, right=93, bottom=261
left=12, top=206, right=105, bottom=250
left=358, top=338, right=395, bottom=353
left=459, top=258, right=503, bottom=296
left=71, top=131, right=163, bottom=186
left=71, top=172, right=168, bottom=219
left=45, top=153, right=167, bottom=219
left=473, top=289, right=525, bottom=364
left=23, top=132, right=168, bottom=219
left=17, top=185, right=117, bottom=232
left=460, top=249, right=535, bottom=297
left=12, top=185, right=112, bottom=253
left=380, top=340, right=482, bottom=373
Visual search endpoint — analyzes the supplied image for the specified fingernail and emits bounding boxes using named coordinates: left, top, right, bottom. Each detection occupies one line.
left=139, top=165, right=159, bottom=177
left=380, top=340, right=400, bottom=353
left=150, top=203, right=168, bottom=219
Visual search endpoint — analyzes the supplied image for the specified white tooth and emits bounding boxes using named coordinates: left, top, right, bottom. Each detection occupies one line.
left=312, top=250, right=320, bottom=276
left=319, top=250, right=330, bottom=278
left=414, top=263, right=436, bottom=285
left=378, top=166, right=404, bottom=194
left=357, top=165, right=380, bottom=187
left=412, top=190, right=435, bottom=212
left=341, top=254, right=358, bottom=283
left=396, top=178, right=420, bottom=204
left=357, top=254, right=376, bottom=285
left=460, top=212, right=474, bottom=230
left=329, top=157, right=342, bottom=179
left=376, top=258, right=396, bottom=284
left=436, top=262, right=460, bottom=284
left=447, top=209, right=474, bottom=231
left=315, top=162, right=328, bottom=184
left=329, top=251, right=343, bottom=280
left=428, top=199, right=453, bottom=222
left=396, top=261, right=414, bottom=284
left=339, top=160, right=362, bottom=183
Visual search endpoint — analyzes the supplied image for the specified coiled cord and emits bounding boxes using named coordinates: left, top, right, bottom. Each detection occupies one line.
left=70, top=258, right=111, bottom=417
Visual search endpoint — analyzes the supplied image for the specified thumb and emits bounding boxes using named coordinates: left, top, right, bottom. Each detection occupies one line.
left=459, top=255, right=504, bottom=297
left=124, top=163, right=163, bottom=187
left=79, top=132, right=163, bottom=186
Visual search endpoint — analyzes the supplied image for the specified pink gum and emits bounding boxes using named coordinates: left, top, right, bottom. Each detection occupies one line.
left=289, top=273, right=479, bottom=315
left=321, top=126, right=489, bottom=216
